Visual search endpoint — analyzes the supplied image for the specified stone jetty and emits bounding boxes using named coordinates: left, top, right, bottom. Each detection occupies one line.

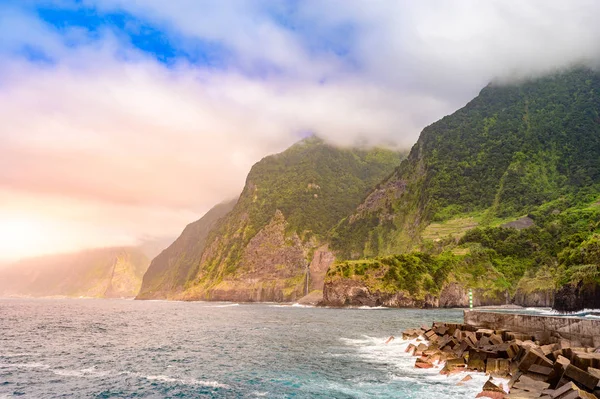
left=402, top=312, right=600, bottom=398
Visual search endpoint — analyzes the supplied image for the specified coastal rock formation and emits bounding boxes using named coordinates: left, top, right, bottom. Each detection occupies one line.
left=137, top=137, right=401, bottom=302
left=403, top=314, right=600, bottom=398
left=0, top=247, right=150, bottom=298
left=189, top=210, right=308, bottom=302
left=439, top=283, right=508, bottom=308
left=322, top=279, right=509, bottom=308
left=554, top=282, right=600, bottom=313
left=325, top=68, right=600, bottom=310
left=136, top=200, right=236, bottom=300
left=513, top=288, right=554, bottom=308
left=323, top=278, right=438, bottom=307
left=138, top=69, right=600, bottom=308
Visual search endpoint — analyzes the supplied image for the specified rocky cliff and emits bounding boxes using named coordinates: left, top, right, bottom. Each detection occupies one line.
left=138, top=137, right=402, bottom=302
left=324, top=68, right=600, bottom=309
left=332, top=68, right=600, bottom=259
left=0, top=247, right=150, bottom=298
left=136, top=200, right=236, bottom=299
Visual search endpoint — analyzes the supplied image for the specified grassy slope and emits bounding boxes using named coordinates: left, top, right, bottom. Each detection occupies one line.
left=327, top=68, right=600, bottom=302
left=181, top=137, right=404, bottom=294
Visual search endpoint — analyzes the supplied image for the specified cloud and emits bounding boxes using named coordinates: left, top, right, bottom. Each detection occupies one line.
left=0, top=0, right=599, bottom=259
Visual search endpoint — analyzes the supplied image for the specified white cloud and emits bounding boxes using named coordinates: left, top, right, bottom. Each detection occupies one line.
left=1, top=0, right=599, bottom=259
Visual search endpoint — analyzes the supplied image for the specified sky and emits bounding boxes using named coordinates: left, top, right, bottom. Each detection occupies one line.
left=1, top=0, right=600, bottom=261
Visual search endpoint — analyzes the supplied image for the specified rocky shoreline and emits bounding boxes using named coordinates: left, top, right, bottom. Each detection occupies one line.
left=322, top=279, right=600, bottom=312
left=401, top=317, right=600, bottom=398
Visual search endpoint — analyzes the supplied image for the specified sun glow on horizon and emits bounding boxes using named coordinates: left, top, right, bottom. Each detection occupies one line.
left=0, top=214, right=91, bottom=262
left=0, top=215, right=57, bottom=261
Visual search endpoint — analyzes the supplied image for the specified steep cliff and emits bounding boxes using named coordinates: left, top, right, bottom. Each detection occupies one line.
left=324, top=68, right=600, bottom=309
left=0, top=247, right=150, bottom=298
left=139, top=137, right=402, bottom=301
left=333, top=68, right=600, bottom=258
left=136, top=200, right=236, bottom=299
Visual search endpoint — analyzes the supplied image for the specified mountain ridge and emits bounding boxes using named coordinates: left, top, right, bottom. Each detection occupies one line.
left=0, top=246, right=151, bottom=298
left=137, top=137, right=404, bottom=301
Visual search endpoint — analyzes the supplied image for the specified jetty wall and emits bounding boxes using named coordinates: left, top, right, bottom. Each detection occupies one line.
left=463, top=310, right=600, bottom=347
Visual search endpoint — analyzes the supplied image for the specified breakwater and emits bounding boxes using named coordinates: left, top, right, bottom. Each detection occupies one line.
left=401, top=311, right=600, bottom=398
left=464, top=310, right=600, bottom=347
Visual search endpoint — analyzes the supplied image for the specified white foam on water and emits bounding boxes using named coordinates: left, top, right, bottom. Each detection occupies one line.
left=0, top=362, right=50, bottom=370
left=212, top=303, right=240, bottom=308
left=251, top=391, right=268, bottom=397
left=355, top=306, right=388, bottom=310
left=268, top=303, right=313, bottom=308
left=524, top=307, right=553, bottom=312
left=144, top=374, right=229, bottom=388
left=52, top=369, right=85, bottom=377
left=50, top=366, right=111, bottom=378
left=519, top=308, right=600, bottom=318
left=340, top=335, right=503, bottom=399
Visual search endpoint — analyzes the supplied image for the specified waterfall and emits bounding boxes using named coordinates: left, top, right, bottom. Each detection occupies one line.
left=305, top=266, right=310, bottom=296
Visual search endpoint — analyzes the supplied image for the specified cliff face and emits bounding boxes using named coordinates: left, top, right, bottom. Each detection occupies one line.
left=323, top=279, right=439, bottom=308
left=553, top=282, right=600, bottom=312
left=323, top=280, right=511, bottom=308
left=189, top=210, right=309, bottom=302
left=138, top=137, right=402, bottom=302
left=332, top=68, right=600, bottom=259
left=136, top=200, right=236, bottom=299
left=0, top=247, right=150, bottom=298
left=323, top=68, right=600, bottom=309
left=513, top=289, right=555, bottom=308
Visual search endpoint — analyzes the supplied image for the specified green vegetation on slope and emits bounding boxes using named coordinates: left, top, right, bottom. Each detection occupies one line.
left=136, top=200, right=237, bottom=299
left=325, top=68, right=600, bottom=308
left=183, top=136, right=403, bottom=293
left=332, top=68, right=600, bottom=260
left=326, top=252, right=454, bottom=300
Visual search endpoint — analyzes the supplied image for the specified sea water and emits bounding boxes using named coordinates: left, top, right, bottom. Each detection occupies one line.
left=0, top=298, right=489, bottom=398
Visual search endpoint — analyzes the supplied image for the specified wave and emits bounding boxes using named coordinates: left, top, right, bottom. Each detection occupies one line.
left=144, top=374, right=229, bottom=389
left=51, top=366, right=111, bottom=378
left=339, top=335, right=509, bottom=399
left=267, top=303, right=313, bottom=308
left=212, top=303, right=240, bottom=308
left=0, top=362, right=50, bottom=370
left=522, top=307, right=600, bottom=318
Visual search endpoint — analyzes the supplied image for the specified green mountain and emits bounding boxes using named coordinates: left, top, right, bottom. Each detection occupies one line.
left=325, top=68, right=600, bottom=309
left=137, top=200, right=237, bottom=299
left=138, top=137, right=403, bottom=302
left=0, top=247, right=151, bottom=298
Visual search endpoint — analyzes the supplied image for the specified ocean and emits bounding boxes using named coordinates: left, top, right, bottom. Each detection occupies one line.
left=0, top=298, right=490, bottom=398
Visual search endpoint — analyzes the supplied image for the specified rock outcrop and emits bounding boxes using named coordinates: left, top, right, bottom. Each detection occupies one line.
left=513, top=288, right=555, bottom=308
left=322, top=279, right=510, bottom=308
left=439, top=283, right=508, bottom=308
left=187, top=210, right=310, bottom=302
left=554, top=282, right=600, bottom=313
left=136, top=200, right=236, bottom=300
left=137, top=137, right=401, bottom=302
left=323, top=278, right=439, bottom=307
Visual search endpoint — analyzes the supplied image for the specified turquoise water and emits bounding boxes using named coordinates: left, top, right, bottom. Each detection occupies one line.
left=0, top=299, right=488, bottom=398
